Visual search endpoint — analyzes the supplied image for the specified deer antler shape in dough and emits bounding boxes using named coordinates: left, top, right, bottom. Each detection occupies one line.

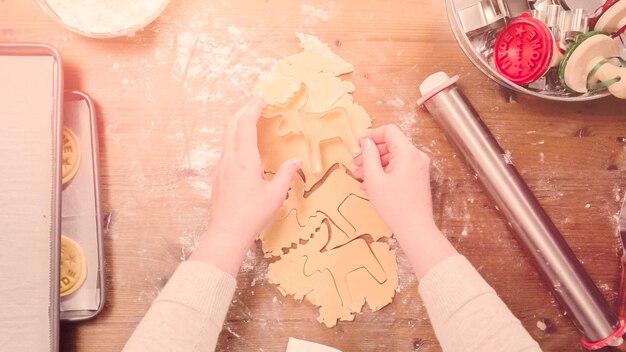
left=264, top=84, right=361, bottom=174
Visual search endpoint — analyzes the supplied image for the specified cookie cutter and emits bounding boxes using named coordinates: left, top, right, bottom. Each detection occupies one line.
left=446, top=0, right=614, bottom=101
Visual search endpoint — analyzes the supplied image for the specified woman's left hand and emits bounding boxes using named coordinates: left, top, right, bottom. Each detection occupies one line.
left=190, top=96, right=301, bottom=276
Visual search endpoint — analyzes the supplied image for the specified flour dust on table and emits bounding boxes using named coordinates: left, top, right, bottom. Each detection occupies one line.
left=255, top=33, right=398, bottom=327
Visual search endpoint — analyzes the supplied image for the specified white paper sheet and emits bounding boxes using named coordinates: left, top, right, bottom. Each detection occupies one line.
left=0, top=55, right=56, bottom=352
left=286, top=338, right=342, bottom=352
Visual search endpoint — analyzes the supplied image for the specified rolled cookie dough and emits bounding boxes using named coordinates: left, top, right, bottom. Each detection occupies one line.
left=256, top=33, right=398, bottom=327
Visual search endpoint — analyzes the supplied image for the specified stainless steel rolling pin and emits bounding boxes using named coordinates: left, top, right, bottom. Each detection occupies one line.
left=416, top=72, right=625, bottom=349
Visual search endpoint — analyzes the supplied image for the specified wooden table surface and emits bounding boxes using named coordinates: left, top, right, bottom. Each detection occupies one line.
left=2, top=0, right=626, bottom=351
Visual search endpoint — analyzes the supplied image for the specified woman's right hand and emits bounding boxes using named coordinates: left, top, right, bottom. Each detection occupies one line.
left=353, top=124, right=458, bottom=279
left=353, top=124, right=435, bottom=240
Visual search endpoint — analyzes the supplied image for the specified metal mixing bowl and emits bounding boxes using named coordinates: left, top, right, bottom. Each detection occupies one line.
left=445, top=0, right=611, bottom=101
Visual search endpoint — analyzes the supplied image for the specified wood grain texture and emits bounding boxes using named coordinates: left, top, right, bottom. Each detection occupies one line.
left=2, top=0, right=626, bottom=351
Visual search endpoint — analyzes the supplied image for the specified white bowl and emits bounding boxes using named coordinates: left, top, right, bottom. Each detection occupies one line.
left=36, top=0, right=170, bottom=38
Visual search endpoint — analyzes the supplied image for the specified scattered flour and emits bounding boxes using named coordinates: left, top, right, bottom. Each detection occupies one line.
left=240, top=247, right=269, bottom=281
left=179, top=126, right=225, bottom=198
left=300, top=1, right=340, bottom=26
left=198, top=126, right=217, bottom=134
left=178, top=232, right=200, bottom=261
left=503, top=150, right=513, bottom=164
left=392, top=239, right=416, bottom=292
left=461, top=212, right=471, bottom=237
left=188, top=142, right=221, bottom=171
left=597, top=281, right=611, bottom=292
left=171, top=26, right=276, bottom=104
left=112, top=13, right=278, bottom=107
left=614, top=186, right=623, bottom=202
left=187, top=179, right=213, bottom=199
left=398, top=110, right=417, bottom=133
left=225, top=326, right=241, bottom=338
left=443, top=205, right=454, bottom=218
left=180, top=141, right=222, bottom=199
left=387, top=97, right=405, bottom=109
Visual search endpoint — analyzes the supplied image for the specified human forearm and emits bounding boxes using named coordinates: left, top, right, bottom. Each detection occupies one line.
left=354, top=126, right=458, bottom=280
left=123, top=261, right=236, bottom=352
left=192, top=96, right=300, bottom=277
left=419, top=255, right=542, bottom=352
left=396, top=221, right=458, bottom=280
left=124, top=97, right=302, bottom=352
left=355, top=125, right=539, bottom=350
left=189, top=231, right=249, bottom=278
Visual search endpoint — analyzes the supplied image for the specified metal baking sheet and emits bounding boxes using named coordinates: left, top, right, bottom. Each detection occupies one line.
left=60, top=91, right=106, bottom=322
left=0, top=43, right=62, bottom=352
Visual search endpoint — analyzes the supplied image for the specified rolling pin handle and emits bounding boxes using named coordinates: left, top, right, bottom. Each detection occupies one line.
left=581, top=318, right=626, bottom=350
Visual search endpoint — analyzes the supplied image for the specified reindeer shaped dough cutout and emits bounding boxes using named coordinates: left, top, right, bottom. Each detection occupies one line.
left=269, top=220, right=390, bottom=323
left=300, top=222, right=388, bottom=308
left=268, top=219, right=398, bottom=326
left=260, top=167, right=392, bottom=257
left=277, top=166, right=359, bottom=235
left=263, top=84, right=361, bottom=174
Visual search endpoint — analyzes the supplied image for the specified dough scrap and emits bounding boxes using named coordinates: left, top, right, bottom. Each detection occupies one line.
left=260, top=210, right=335, bottom=258
left=268, top=221, right=396, bottom=327
left=286, top=32, right=354, bottom=77
left=257, top=113, right=356, bottom=191
left=279, top=167, right=364, bottom=236
left=264, top=85, right=360, bottom=174
left=338, top=194, right=391, bottom=242
left=346, top=242, right=398, bottom=313
left=257, top=33, right=397, bottom=328
left=260, top=167, right=391, bottom=257
left=256, top=33, right=372, bottom=189
left=256, top=73, right=354, bottom=110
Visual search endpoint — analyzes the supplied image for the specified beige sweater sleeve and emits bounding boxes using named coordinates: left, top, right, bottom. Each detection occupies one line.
left=122, top=260, right=236, bottom=352
left=419, top=255, right=542, bottom=352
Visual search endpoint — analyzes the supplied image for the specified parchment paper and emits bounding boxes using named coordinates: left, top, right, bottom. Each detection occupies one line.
left=60, top=99, right=101, bottom=311
left=0, top=55, right=55, bottom=351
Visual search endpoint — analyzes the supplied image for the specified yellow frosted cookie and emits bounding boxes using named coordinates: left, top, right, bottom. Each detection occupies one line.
left=60, top=235, right=87, bottom=297
left=62, top=127, right=80, bottom=185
